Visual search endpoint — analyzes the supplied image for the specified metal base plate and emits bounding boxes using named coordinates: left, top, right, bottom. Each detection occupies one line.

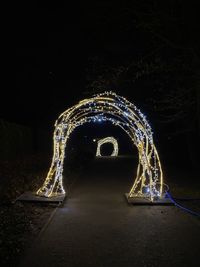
left=125, top=193, right=174, bottom=205
left=15, top=191, right=66, bottom=203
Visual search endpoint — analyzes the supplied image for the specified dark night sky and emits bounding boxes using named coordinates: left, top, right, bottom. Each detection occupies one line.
left=4, top=1, right=199, bottom=130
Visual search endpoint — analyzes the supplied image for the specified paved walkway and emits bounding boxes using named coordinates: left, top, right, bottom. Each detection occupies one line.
left=20, top=158, right=200, bottom=267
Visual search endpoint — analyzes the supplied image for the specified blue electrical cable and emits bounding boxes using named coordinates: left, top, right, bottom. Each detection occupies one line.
left=166, top=191, right=200, bottom=218
left=161, top=183, right=200, bottom=217
left=173, top=197, right=200, bottom=201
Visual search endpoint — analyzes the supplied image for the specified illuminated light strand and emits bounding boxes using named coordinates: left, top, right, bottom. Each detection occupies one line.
left=96, top=137, right=119, bottom=157
left=36, top=91, right=163, bottom=201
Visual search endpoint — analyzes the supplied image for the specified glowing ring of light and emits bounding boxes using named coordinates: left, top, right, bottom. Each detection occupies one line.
left=36, top=91, right=163, bottom=201
left=96, top=137, right=118, bottom=157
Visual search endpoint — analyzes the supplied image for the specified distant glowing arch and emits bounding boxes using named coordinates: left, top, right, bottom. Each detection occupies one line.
left=37, top=91, right=163, bottom=201
left=96, top=137, right=118, bottom=157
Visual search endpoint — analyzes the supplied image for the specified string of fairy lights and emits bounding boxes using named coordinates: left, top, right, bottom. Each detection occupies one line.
left=96, top=137, right=118, bottom=157
left=36, top=91, right=163, bottom=201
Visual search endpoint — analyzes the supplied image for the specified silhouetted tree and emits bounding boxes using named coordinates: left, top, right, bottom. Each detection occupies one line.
left=85, top=1, right=199, bottom=165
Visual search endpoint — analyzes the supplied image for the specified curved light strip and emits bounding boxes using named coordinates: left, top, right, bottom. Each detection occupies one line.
left=36, top=91, right=163, bottom=201
left=96, top=137, right=118, bottom=157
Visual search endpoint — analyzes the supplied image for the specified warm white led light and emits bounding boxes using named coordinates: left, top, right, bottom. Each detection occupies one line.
left=36, top=91, right=163, bottom=201
left=96, top=137, right=118, bottom=157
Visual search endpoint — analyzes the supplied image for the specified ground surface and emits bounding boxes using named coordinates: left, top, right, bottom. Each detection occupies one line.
left=0, top=156, right=56, bottom=267
left=0, top=202, right=55, bottom=266
left=20, top=157, right=200, bottom=267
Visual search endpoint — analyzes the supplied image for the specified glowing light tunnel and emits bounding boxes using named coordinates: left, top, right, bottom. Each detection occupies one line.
left=37, top=91, right=163, bottom=201
left=96, top=137, right=118, bottom=157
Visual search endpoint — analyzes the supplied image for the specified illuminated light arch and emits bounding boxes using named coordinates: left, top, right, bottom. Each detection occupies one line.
left=96, top=137, right=118, bottom=157
left=36, top=91, right=163, bottom=201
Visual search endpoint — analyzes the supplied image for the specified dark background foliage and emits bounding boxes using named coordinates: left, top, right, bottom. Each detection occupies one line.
left=2, top=0, right=200, bottom=166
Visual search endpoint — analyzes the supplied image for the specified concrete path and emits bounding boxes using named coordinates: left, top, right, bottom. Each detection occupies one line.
left=20, top=158, right=200, bottom=267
